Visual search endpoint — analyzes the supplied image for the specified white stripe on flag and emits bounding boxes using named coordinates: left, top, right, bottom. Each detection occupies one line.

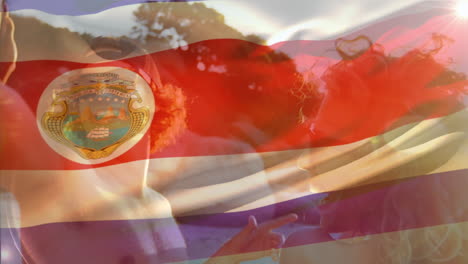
left=1, top=108, right=466, bottom=228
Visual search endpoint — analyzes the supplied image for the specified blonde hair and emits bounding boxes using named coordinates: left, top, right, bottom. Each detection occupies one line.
left=377, top=176, right=468, bottom=264
left=320, top=33, right=468, bottom=264
left=378, top=224, right=468, bottom=264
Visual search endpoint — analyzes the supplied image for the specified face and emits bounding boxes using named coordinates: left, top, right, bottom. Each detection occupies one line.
left=317, top=192, right=356, bottom=233
left=317, top=188, right=384, bottom=235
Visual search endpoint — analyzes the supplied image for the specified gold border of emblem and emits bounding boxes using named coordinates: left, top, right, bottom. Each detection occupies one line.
left=42, top=77, right=150, bottom=160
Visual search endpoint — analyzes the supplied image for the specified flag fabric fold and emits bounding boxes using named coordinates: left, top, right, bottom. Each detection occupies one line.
left=1, top=1, right=468, bottom=264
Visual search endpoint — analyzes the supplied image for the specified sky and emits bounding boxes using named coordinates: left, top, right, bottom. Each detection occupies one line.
left=11, top=0, right=451, bottom=44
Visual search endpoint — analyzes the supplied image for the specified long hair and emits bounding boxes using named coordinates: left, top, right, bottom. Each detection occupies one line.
left=316, top=34, right=468, bottom=263
left=88, top=36, right=188, bottom=154
left=130, top=39, right=187, bottom=154
left=377, top=175, right=468, bottom=264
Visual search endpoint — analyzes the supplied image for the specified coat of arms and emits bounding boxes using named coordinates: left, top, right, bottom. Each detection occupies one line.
left=39, top=68, right=154, bottom=162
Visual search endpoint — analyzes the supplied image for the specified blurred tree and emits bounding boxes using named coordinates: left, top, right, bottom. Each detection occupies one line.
left=10, top=15, right=89, bottom=61
left=131, top=2, right=245, bottom=49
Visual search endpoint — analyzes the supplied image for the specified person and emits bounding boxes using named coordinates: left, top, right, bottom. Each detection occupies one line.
left=0, top=3, right=298, bottom=264
left=280, top=149, right=468, bottom=264
left=279, top=29, right=468, bottom=264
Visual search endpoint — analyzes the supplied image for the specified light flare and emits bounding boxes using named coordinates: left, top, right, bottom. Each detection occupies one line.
left=455, top=0, right=468, bottom=19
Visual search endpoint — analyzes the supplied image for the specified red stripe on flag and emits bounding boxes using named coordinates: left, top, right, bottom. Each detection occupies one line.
left=1, top=14, right=467, bottom=170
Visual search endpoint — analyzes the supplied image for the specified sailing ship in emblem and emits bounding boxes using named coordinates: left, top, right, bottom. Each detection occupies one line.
left=86, top=127, right=112, bottom=140
left=41, top=72, right=150, bottom=160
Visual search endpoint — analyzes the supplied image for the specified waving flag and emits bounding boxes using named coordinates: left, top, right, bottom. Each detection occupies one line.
left=1, top=0, right=468, bottom=264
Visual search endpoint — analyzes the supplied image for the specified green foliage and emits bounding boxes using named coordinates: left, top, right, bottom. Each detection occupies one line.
left=131, top=2, right=247, bottom=46
left=11, top=15, right=90, bottom=61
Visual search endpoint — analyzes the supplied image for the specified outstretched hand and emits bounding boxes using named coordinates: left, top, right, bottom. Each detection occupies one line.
left=211, top=214, right=298, bottom=262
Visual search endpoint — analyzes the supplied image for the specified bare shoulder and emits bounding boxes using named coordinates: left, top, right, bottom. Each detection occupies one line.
left=279, top=227, right=330, bottom=263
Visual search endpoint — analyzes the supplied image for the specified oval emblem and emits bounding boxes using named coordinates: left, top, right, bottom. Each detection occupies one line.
left=37, top=67, right=155, bottom=164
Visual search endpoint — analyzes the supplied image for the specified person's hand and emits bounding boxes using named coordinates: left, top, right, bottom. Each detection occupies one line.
left=209, top=213, right=298, bottom=263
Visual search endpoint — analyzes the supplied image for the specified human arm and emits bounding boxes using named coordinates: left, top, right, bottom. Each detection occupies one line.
left=204, top=214, right=297, bottom=264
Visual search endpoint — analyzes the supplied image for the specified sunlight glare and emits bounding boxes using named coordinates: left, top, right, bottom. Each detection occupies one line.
left=456, top=0, right=468, bottom=19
